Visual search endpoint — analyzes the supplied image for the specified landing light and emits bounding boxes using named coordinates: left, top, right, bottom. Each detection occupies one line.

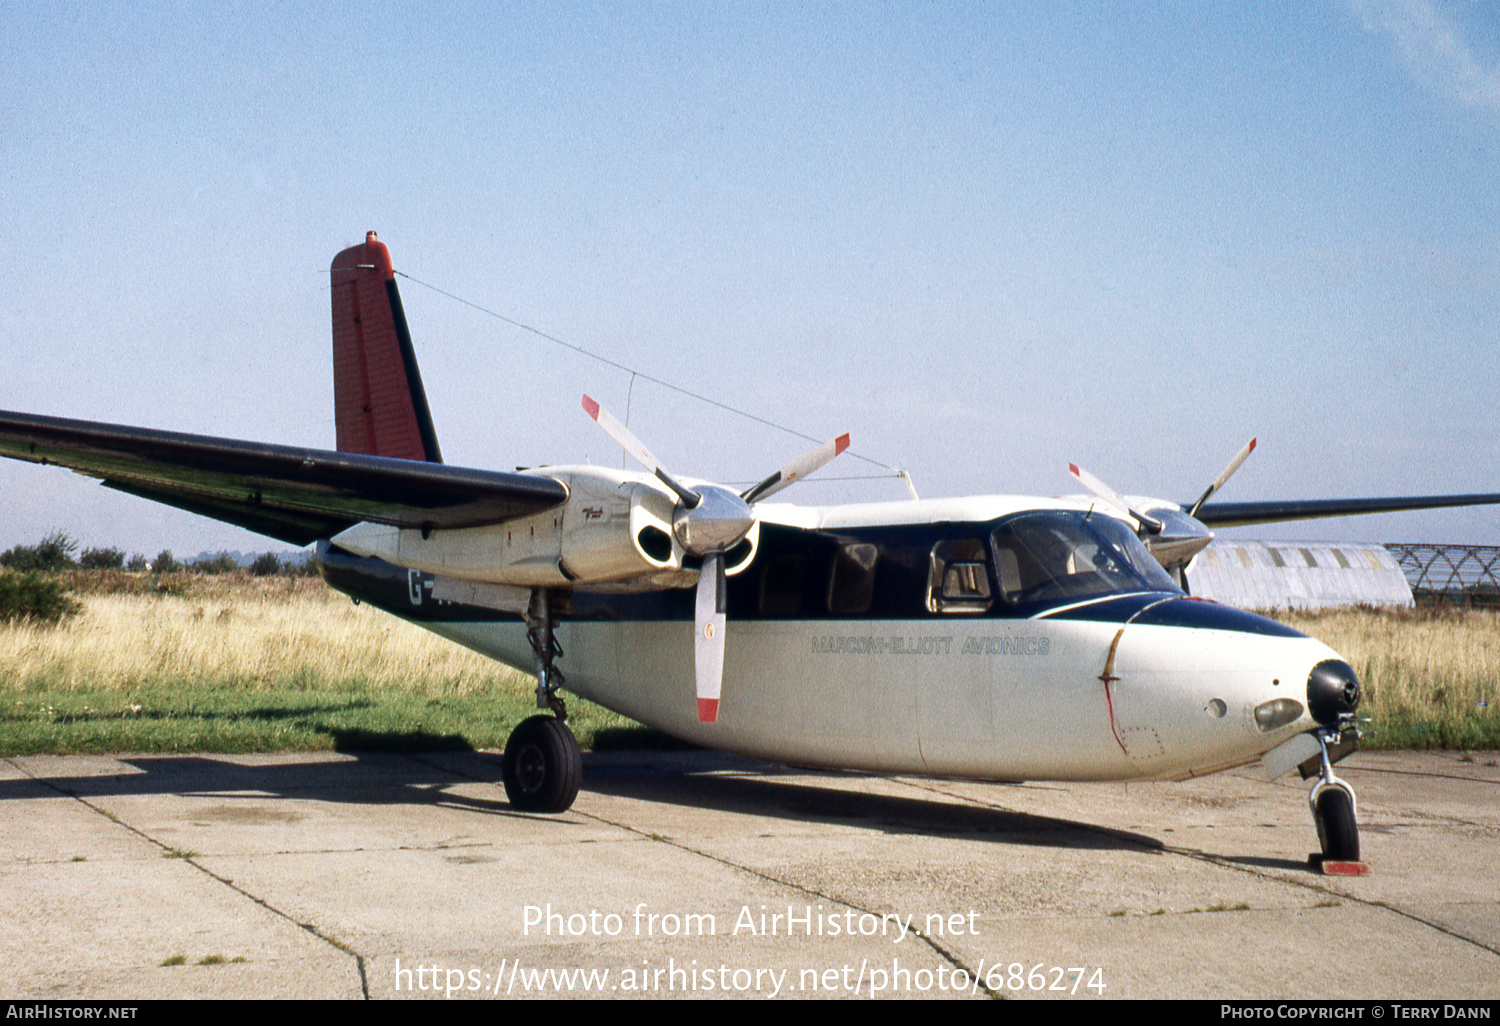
left=1254, top=698, right=1305, bottom=732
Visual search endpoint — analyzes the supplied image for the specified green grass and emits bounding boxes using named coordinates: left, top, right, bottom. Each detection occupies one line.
left=0, top=683, right=644, bottom=756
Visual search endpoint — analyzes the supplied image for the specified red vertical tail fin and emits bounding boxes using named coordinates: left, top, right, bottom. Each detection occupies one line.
left=330, top=231, right=443, bottom=463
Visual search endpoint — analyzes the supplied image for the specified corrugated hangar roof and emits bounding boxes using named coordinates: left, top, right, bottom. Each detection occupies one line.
left=1185, top=539, right=1412, bottom=611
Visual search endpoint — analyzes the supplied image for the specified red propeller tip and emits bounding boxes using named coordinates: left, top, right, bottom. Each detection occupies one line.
left=697, top=698, right=719, bottom=723
left=581, top=395, right=600, bottom=420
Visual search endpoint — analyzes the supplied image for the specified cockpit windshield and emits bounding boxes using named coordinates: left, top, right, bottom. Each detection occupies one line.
left=990, top=511, right=1182, bottom=609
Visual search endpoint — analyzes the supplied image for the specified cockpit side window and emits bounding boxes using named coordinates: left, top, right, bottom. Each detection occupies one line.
left=927, top=539, right=993, bottom=613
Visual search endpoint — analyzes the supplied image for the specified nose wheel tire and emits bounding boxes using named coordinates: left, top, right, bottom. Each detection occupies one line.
left=1313, top=786, right=1359, bottom=862
left=503, top=715, right=582, bottom=813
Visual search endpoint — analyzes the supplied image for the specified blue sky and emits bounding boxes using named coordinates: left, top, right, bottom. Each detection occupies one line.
left=3, top=1, right=1498, bottom=556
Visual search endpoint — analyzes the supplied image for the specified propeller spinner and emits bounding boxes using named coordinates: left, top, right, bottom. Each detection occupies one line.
left=583, top=395, right=849, bottom=722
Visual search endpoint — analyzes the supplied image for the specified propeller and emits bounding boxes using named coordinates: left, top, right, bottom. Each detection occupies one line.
left=1189, top=437, right=1257, bottom=518
left=583, top=395, right=849, bottom=722
left=1067, top=462, right=1164, bottom=535
left=741, top=433, right=853, bottom=504
left=1069, top=438, right=1257, bottom=532
left=1068, top=438, right=1258, bottom=581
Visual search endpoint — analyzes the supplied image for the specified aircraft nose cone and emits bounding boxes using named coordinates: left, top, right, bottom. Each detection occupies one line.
left=1307, top=659, right=1360, bottom=726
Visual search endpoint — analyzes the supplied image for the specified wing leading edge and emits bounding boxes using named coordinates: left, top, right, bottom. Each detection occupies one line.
left=1191, top=494, right=1500, bottom=529
left=0, top=411, right=568, bottom=547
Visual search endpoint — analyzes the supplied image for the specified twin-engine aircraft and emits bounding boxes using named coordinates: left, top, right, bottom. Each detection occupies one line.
left=4, top=233, right=1498, bottom=867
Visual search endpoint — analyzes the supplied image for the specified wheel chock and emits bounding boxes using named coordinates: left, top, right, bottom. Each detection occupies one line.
left=1309, top=855, right=1370, bottom=876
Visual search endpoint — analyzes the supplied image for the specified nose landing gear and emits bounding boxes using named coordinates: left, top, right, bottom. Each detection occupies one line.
left=1309, top=728, right=1360, bottom=864
left=1301, top=659, right=1366, bottom=873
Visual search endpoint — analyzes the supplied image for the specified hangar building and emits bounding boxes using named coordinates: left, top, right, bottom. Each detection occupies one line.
left=1184, top=539, right=1413, bottom=611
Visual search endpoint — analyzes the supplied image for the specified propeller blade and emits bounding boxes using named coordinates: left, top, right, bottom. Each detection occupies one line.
left=581, top=395, right=700, bottom=507
left=694, top=552, right=727, bottom=722
left=1189, top=437, right=1257, bottom=518
left=1067, top=462, right=1164, bottom=534
left=581, top=395, right=843, bottom=723
left=741, top=433, right=851, bottom=504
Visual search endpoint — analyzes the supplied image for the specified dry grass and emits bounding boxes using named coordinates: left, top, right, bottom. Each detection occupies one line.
left=1271, top=606, right=1499, bottom=748
left=3, top=574, right=520, bottom=695
left=0, top=573, right=649, bottom=754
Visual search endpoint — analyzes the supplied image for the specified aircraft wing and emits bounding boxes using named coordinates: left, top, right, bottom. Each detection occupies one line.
left=0, top=411, right=568, bottom=547
left=1191, top=494, right=1500, bottom=529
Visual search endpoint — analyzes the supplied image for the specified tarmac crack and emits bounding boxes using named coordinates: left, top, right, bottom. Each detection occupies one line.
left=890, top=773, right=1500, bottom=961
left=571, top=803, right=1002, bottom=999
left=1332, top=765, right=1500, bottom=785
left=1164, top=846, right=1500, bottom=960
left=4, top=756, right=372, bottom=999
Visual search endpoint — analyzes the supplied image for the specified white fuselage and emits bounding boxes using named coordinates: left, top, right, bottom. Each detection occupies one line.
left=419, top=597, right=1339, bottom=784
left=328, top=481, right=1344, bottom=784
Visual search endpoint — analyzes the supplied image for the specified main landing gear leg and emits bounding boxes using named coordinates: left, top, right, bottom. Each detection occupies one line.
left=526, top=588, right=568, bottom=722
left=501, top=589, right=582, bottom=813
left=1309, top=726, right=1361, bottom=868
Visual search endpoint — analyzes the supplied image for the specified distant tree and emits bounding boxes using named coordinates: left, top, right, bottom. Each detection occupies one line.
left=192, top=552, right=239, bottom=575
left=79, top=546, right=126, bottom=570
left=0, top=531, right=79, bottom=572
left=0, top=571, right=82, bottom=624
left=153, top=550, right=179, bottom=574
left=126, top=553, right=148, bottom=571
left=249, top=552, right=282, bottom=577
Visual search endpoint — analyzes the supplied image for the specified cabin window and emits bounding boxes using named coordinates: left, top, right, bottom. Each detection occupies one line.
left=1299, top=548, right=1318, bottom=568
left=927, top=539, right=992, bottom=613
left=759, top=554, right=806, bottom=617
left=827, top=543, right=879, bottom=615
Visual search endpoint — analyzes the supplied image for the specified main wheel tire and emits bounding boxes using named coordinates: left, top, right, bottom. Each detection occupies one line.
left=503, top=716, right=582, bottom=813
left=1315, top=787, right=1359, bottom=862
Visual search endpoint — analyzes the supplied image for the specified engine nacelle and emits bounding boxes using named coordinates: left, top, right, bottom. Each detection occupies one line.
left=330, top=465, right=759, bottom=591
